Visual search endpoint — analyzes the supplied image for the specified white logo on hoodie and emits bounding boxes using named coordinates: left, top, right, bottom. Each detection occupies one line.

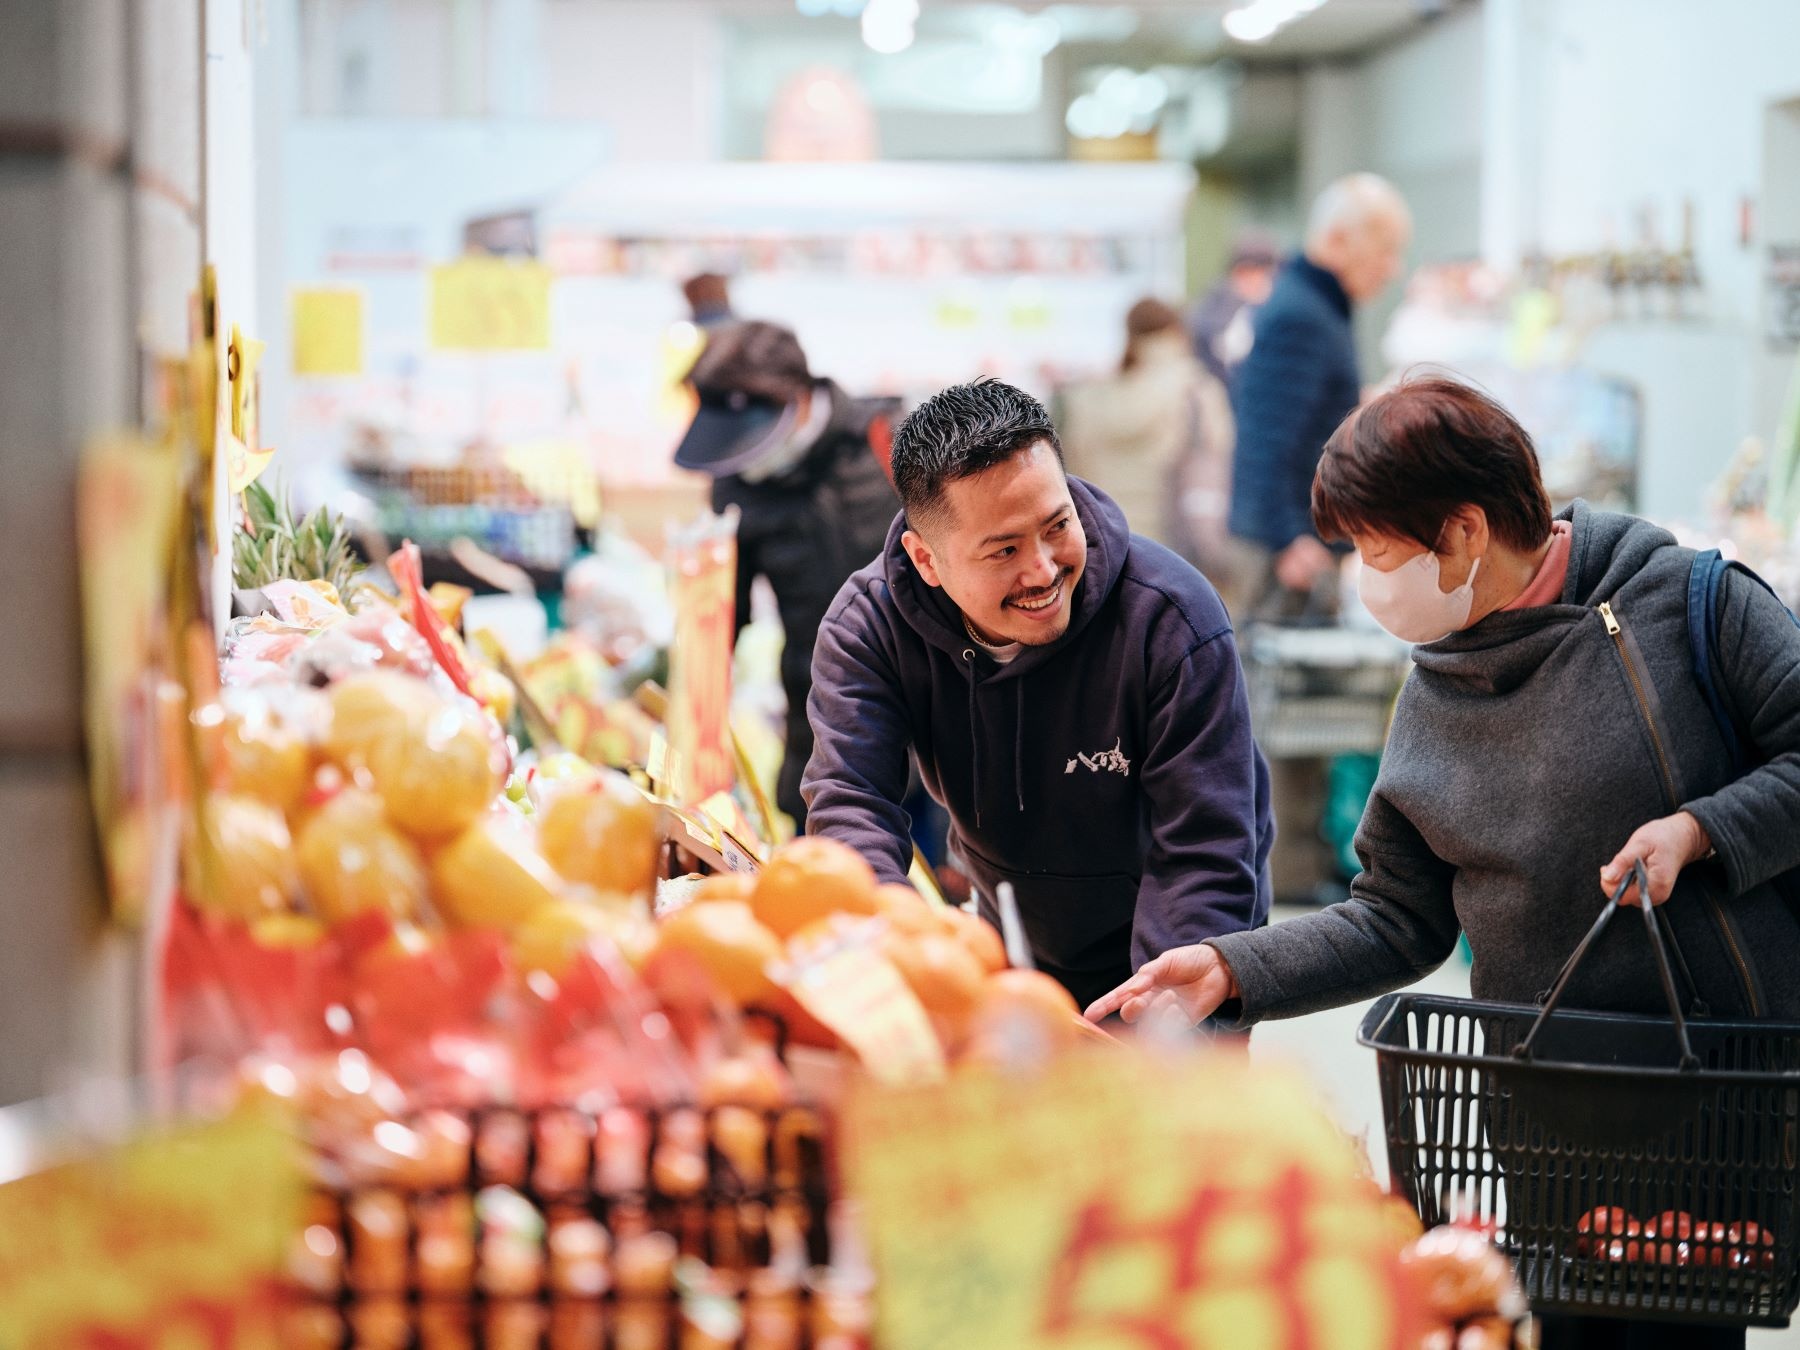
left=1065, top=737, right=1131, bottom=777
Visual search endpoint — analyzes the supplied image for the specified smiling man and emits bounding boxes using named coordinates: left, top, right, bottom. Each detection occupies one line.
left=802, top=378, right=1274, bottom=1011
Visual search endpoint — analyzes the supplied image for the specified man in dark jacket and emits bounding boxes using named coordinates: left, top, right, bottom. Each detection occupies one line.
left=675, top=321, right=899, bottom=830
left=1229, top=173, right=1410, bottom=618
left=801, top=378, right=1274, bottom=1011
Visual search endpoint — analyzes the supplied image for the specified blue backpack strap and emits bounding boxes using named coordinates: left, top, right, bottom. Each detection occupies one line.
left=1688, top=549, right=1749, bottom=775
left=1689, top=549, right=1799, bottom=775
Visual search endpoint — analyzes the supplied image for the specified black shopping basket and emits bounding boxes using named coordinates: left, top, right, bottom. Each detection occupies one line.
left=1358, top=863, right=1800, bottom=1327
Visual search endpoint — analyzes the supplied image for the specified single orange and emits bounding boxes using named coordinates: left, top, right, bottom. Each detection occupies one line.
left=981, top=967, right=1079, bottom=1019
left=884, top=931, right=985, bottom=1032
left=651, top=900, right=783, bottom=1007
left=941, top=906, right=1007, bottom=975
left=750, top=837, right=879, bottom=938
left=690, top=872, right=757, bottom=904
left=872, top=882, right=945, bottom=938
left=537, top=773, right=661, bottom=897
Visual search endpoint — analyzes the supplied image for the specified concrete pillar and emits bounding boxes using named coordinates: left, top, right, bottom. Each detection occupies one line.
left=0, top=0, right=188, bottom=1106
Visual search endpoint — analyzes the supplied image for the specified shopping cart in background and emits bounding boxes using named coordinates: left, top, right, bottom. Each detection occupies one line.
left=1360, top=864, right=1800, bottom=1328
left=1241, top=623, right=1411, bottom=760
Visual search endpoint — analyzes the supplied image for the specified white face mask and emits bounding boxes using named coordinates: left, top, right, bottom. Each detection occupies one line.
left=1358, top=549, right=1481, bottom=644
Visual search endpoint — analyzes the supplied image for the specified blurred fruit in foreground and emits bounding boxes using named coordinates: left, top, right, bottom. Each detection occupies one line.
left=250, top=912, right=328, bottom=949
left=189, top=794, right=300, bottom=918
left=871, top=883, right=944, bottom=938
left=218, top=692, right=320, bottom=811
left=323, top=672, right=435, bottom=770
left=751, top=837, right=879, bottom=939
left=512, top=896, right=638, bottom=976
left=537, top=776, right=660, bottom=897
left=884, top=931, right=985, bottom=1038
left=941, top=906, right=1007, bottom=974
left=366, top=699, right=506, bottom=841
left=652, top=900, right=783, bottom=1006
left=295, top=788, right=429, bottom=925
left=430, top=817, right=563, bottom=929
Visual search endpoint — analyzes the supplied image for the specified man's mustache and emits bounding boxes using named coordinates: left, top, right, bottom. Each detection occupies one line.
left=1006, top=567, right=1075, bottom=605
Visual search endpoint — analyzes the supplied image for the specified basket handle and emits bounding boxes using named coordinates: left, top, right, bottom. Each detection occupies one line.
left=1510, top=859, right=1701, bottom=1071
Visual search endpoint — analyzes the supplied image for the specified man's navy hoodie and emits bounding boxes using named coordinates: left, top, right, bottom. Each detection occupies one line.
left=801, top=477, right=1274, bottom=1009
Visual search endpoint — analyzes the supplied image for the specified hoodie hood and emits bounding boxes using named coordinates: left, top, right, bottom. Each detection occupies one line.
left=1407, top=500, right=1678, bottom=696
left=880, top=474, right=1131, bottom=684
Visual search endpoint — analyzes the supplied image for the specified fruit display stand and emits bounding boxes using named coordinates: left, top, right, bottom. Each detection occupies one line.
left=115, top=478, right=1543, bottom=1350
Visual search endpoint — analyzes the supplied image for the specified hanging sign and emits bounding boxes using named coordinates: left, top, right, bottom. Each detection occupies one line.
left=429, top=256, right=553, bottom=351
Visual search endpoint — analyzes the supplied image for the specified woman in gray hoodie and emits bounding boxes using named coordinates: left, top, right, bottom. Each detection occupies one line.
left=1088, top=374, right=1800, bottom=1350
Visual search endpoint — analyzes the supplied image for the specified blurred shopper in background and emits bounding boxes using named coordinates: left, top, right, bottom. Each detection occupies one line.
left=674, top=321, right=899, bottom=831
left=1229, top=173, right=1412, bottom=622
left=681, top=272, right=735, bottom=330
left=1188, top=234, right=1279, bottom=388
left=1058, top=300, right=1235, bottom=594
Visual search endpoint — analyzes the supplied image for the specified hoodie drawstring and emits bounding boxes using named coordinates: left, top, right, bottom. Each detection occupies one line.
left=963, top=649, right=981, bottom=828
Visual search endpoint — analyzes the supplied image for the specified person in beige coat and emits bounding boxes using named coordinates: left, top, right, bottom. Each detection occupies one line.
left=1058, top=298, right=1241, bottom=607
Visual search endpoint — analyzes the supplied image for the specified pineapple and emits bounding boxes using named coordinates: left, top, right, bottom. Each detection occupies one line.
left=233, top=479, right=366, bottom=598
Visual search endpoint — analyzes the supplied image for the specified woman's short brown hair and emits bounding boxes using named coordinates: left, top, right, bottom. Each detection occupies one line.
left=1312, top=374, right=1554, bottom=552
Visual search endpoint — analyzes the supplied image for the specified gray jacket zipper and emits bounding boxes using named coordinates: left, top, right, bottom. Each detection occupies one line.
left=1598, top=601, right=1764, bottom=1016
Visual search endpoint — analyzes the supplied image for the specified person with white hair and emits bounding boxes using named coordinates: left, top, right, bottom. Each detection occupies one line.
left=1228, top=172, right=1412, bottom=619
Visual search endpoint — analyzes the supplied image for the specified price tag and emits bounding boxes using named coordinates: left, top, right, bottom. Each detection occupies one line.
left=844, top=1055, right=1419, bottom=1350
left=777, top=925, right=946, bottom=1086
left=0, top=1108, right=301, bottom=1346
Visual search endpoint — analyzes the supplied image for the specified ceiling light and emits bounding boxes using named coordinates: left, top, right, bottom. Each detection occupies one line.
left=862, top=0, right=920, bottom=54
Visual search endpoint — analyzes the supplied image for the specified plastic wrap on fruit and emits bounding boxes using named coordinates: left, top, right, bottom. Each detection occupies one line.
left=219, top=615, right=311, bottom=687
left=514, top=941, right=697, bottom=1111
left=215, top=684, right=328, bottom=811
left=1399, top=1225, right=1525, bottom=1324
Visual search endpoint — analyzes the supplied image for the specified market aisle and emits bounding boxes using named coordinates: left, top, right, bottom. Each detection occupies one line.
left=1250, top=905, right=1800, bottom=1348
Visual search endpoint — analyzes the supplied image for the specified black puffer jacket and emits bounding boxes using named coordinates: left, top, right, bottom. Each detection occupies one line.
left=710, top=380, right=899, bottom=827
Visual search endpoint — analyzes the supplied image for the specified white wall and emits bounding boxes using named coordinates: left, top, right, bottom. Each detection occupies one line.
left=1485, top=0, right=1800, bottom=518
left=1298, top=3, right=1485, bottom=375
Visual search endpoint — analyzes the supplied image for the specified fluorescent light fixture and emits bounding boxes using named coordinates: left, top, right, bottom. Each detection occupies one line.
left=862, top=0, right=920, bottom=53
left=1223, top=0, right=1329, bottom=45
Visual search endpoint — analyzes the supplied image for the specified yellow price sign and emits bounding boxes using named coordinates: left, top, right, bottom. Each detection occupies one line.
left=844, top=1054, right=1418, bottom=1350
left=429, top=256, right=553, bottom=351
left=0, top=1108, right=301, bottom=1348
left=290, top=286, right=363, bottom=375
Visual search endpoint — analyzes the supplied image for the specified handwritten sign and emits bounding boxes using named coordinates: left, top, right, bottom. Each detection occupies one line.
left=429, top=256, right=552, bottom=351
left=290, top=287, right=363, bottom=375
left=0, top=1108, right=301, bottom=1348
left=779, top=926, right=946, bottom=1086
left=665, top=511, right=738, bottom=807
left=844, top=1054, right=1417, bottom=1350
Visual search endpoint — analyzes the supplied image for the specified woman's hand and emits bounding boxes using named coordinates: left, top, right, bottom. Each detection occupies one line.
left=1084, top=944, right=1240, bottom=1026
left=1600, top=811, right=1713, bottom=906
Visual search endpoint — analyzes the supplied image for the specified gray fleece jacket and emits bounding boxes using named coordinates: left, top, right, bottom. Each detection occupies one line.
left=1212, top=501, right=1800, bottom=1024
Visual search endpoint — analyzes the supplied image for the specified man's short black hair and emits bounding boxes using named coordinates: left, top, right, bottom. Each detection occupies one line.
left=891, top=378, right=1062, bottom=531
